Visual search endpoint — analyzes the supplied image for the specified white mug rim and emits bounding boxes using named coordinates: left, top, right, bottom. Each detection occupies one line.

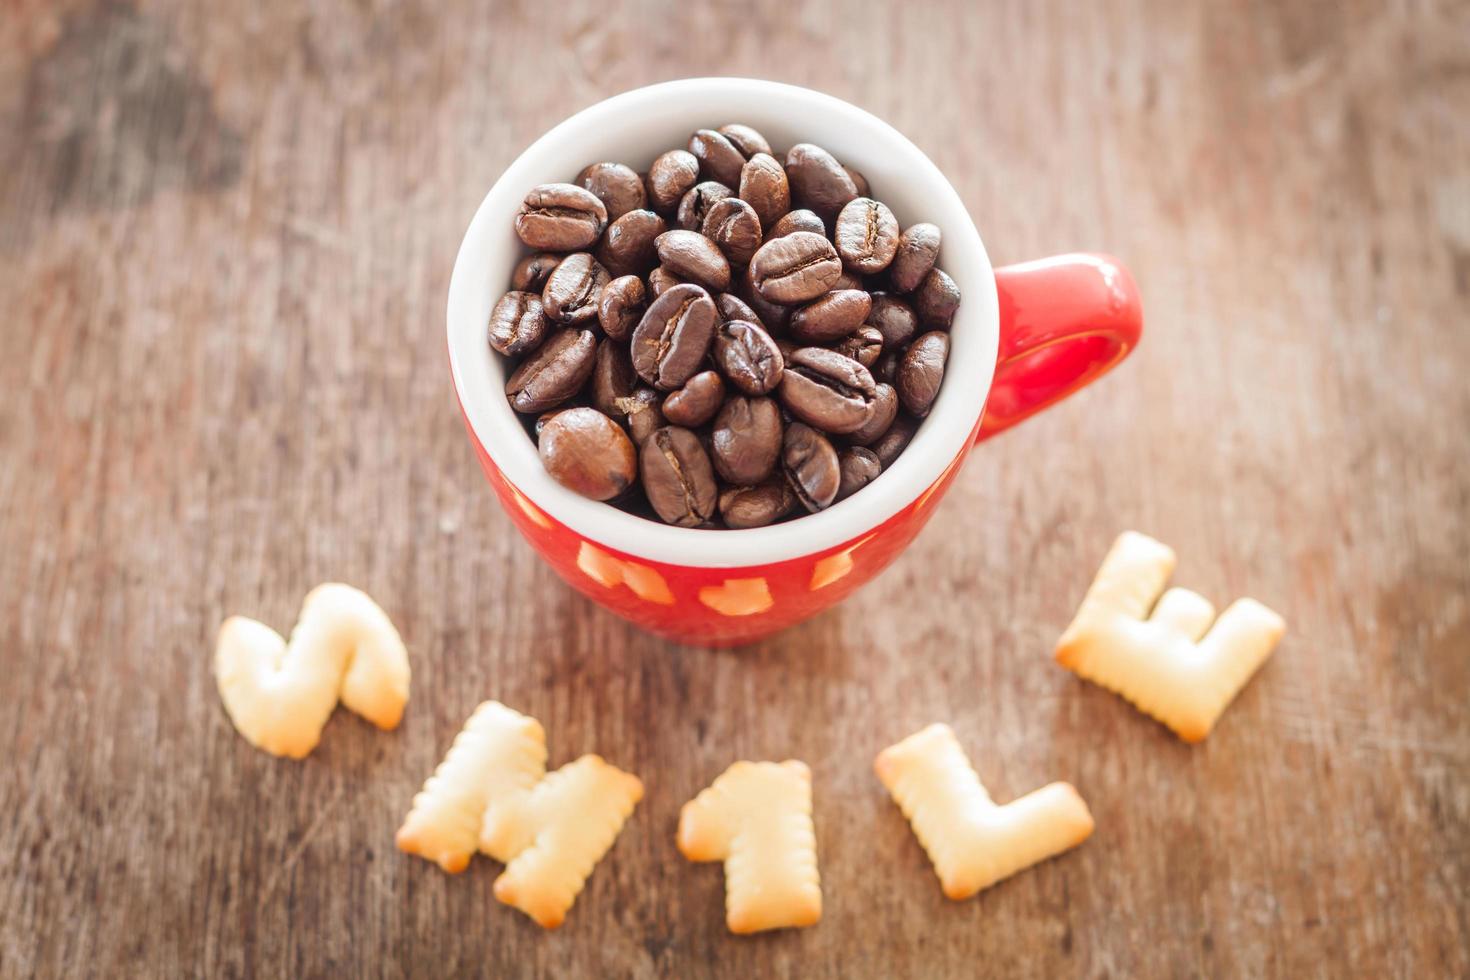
left=446, top=77, right=997, bottom=568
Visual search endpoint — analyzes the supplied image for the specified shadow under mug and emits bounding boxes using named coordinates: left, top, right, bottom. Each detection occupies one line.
left=447, top=79, right=1142, bottom=647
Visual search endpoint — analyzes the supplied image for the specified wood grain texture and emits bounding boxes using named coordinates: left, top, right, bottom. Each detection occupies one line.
left=2, top=0, right=1467, bottom=976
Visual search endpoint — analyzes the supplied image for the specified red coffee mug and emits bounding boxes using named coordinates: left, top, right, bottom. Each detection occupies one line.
left=448, top=80, right=1141, bottom=646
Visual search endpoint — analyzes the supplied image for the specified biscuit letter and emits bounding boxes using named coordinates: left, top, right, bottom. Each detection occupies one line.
left=678, top=760, right=822, bottom=934
left=1054, top=531, right=1287, bottom=741
left=214, top=584, right=410, bottom=759
left=875, top=724, right=1093, bottom=900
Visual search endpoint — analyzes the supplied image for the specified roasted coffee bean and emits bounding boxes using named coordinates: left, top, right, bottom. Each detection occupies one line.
left=596, top=209, right=666, bottom=277
left=871, top=413, right=917, bottom=468
left=888, top=223, right=941, bottom=293
left=655, top=230, right=731, bottom=292
left=542, top=252, right=609, bottom=324
left=718, top=478, right=794, bottom=529
left=738, top=263, right=792, bottom=332
left=646, top=149, right=700, bottom=214
left=866, top=293, right=919, bottom=350
left=834, top=197, right=900, bottom=274
left=505, top=327, right=598, bottom=413
left=831, top=325, right=884, bottom=367
left=642, top=426, right=717, bottom=526
left=576, top=162, right=647, bottom=221
left=784, top=144, right=858, bottom=218
left=769, top=209, right=826, bottom=239
left=538, top=407, right=636, bottom=501
left=534, top=407, right=570, bottom=437
left=591, top=338, right=639, bottom=417
left=488, top=291, right=549, bottom=356
left=701, top=198, right=763, bottom=267
left=915, top=267, right=961, bottom=327
left=873, top=348, right=901, bottom=385
left=514, top=183, right=607, bottom=251
left=598, top=275, right=646, bottom=341
left=713, top=319, right=784, bottom=395
left=836, top=446, right=881, bottom=501
left=511, top=253, right=561, bottom=292
left=843, top=165, right=870, bottom=198
left=847, top=382, right=898, bottom=446
left=778, top=346, right=878, bottom=434
left=782, top=422, right=840, bottom=512
left=687, top=129, right=747, bottom=187
left=676, top=181, right=732, bottom=231
left=739, top=153, right=790, bottom=231
left=718, top=123, right=771, bottom=159
left=716, top=292, right=763, bottom=328
left=662, top=370, right=725, bottom=427
left=648, top=265, right=681, bottom=298
left=748, top=232, right=842, bottom=304
left=896, top=331, right=950, bottom=417
left=615, top=387, right=664, bottom=445
left=711, top=395, right=782, bottom=485
left=789, top=289, right=872, bottom=344
left=631, top=283, right=718, bottom=390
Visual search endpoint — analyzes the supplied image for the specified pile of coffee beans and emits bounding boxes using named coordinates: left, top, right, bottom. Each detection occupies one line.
left=489, top=124, right=959, bottom=529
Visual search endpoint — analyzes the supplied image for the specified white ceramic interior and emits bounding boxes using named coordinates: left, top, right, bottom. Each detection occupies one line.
left=447, top=78, right=998, bottom=567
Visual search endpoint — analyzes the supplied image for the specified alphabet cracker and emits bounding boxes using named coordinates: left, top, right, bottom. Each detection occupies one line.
left=875, top=724, right=1093, bottom=900
left=678, top=760, right=822, bottom=934
left=214, top=583, right=410, bottom=759
left=1054, top=531, right=1287, bottom=742
left=396, top=701, right=642, bottom=929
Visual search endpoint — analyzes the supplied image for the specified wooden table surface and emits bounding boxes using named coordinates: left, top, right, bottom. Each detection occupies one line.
left=3, top=1, right=1467, bottom=977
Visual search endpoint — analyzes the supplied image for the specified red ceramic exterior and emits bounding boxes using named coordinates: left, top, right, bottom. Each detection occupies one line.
left=458, top=252, right=1142, bottom=646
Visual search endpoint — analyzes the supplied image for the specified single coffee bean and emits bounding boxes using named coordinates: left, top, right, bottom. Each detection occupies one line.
left=778, top=346, right=878, bottom=434
left=896, top=331, right=950, bottom=416
left=738, top=263, right=791, bottom=332
left=511, top=252, right=561, bottom=292
left=488, top=291, right=549, bottom=357
left=676, top=181, right=733, bottom=231
left=538, top=407, right=636, bottom=501
left=784, top=144, right=858, bottom=218
left=716, top=292, right=763, bottom=328
left=769, top=209, right=826, bottom=239
left=591, top=338, right=639, bottom=417
left=718, top=478, right=794, bottom=529
left=789, top=289, right=873, bottom=343
left=717, top=123, right=772, bottom=159
left=866, top=293, right=919, bottom=350
left=748, top=232, right=843, bottom=304
left=915, top=267, right=961, bottom=327
left=843, top=165, right=870, bottom=198
left=648, top=265, right=681, bottom=298
left=739, top=153, right=791, bottom=231
left=642, top=426, right=717, bottom=526
left=873, top=348, right=901, bottom=385
left=782, top=422, right=840, bottom=512
left=615, top=387, right=664, bottom=445
left=713, top=319, right=784, bottom=395
left=888, top=223, right=941, bottom=293
left=598, top=275, right=646, bottom=341
left=514, top=183, right=607, bottom=251
left=834, top=197, right=900, bottom=274
left=836, top=446, right=881, bottom=501
left=630, top=282, right=718, bottom=390
left=595, top=209, right=666, bottom=278
left=711, top=395, right=782, bottom=485
left=847, top=382, right=898, bottom=446
left=576, top=162, right=647, bottom=221
left=871, top=413, right=917, bottom=468
left=542, top=252, right=609, bottom=324
left=687, top=129, right=747, bottom=187
left=655, top=229, right=732, bottom=292
left=646, top=149, right=699, bottom=214
left=831, top=325, right=884, bottom=367
left=505, top=327, right=598, bottom=413
left=701, top=197, right=763, bottom=267
left=662, top=370, right=725, bottom=427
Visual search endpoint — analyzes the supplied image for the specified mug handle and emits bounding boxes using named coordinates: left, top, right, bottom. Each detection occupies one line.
left=976, top=253, right=1142, bottom=440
